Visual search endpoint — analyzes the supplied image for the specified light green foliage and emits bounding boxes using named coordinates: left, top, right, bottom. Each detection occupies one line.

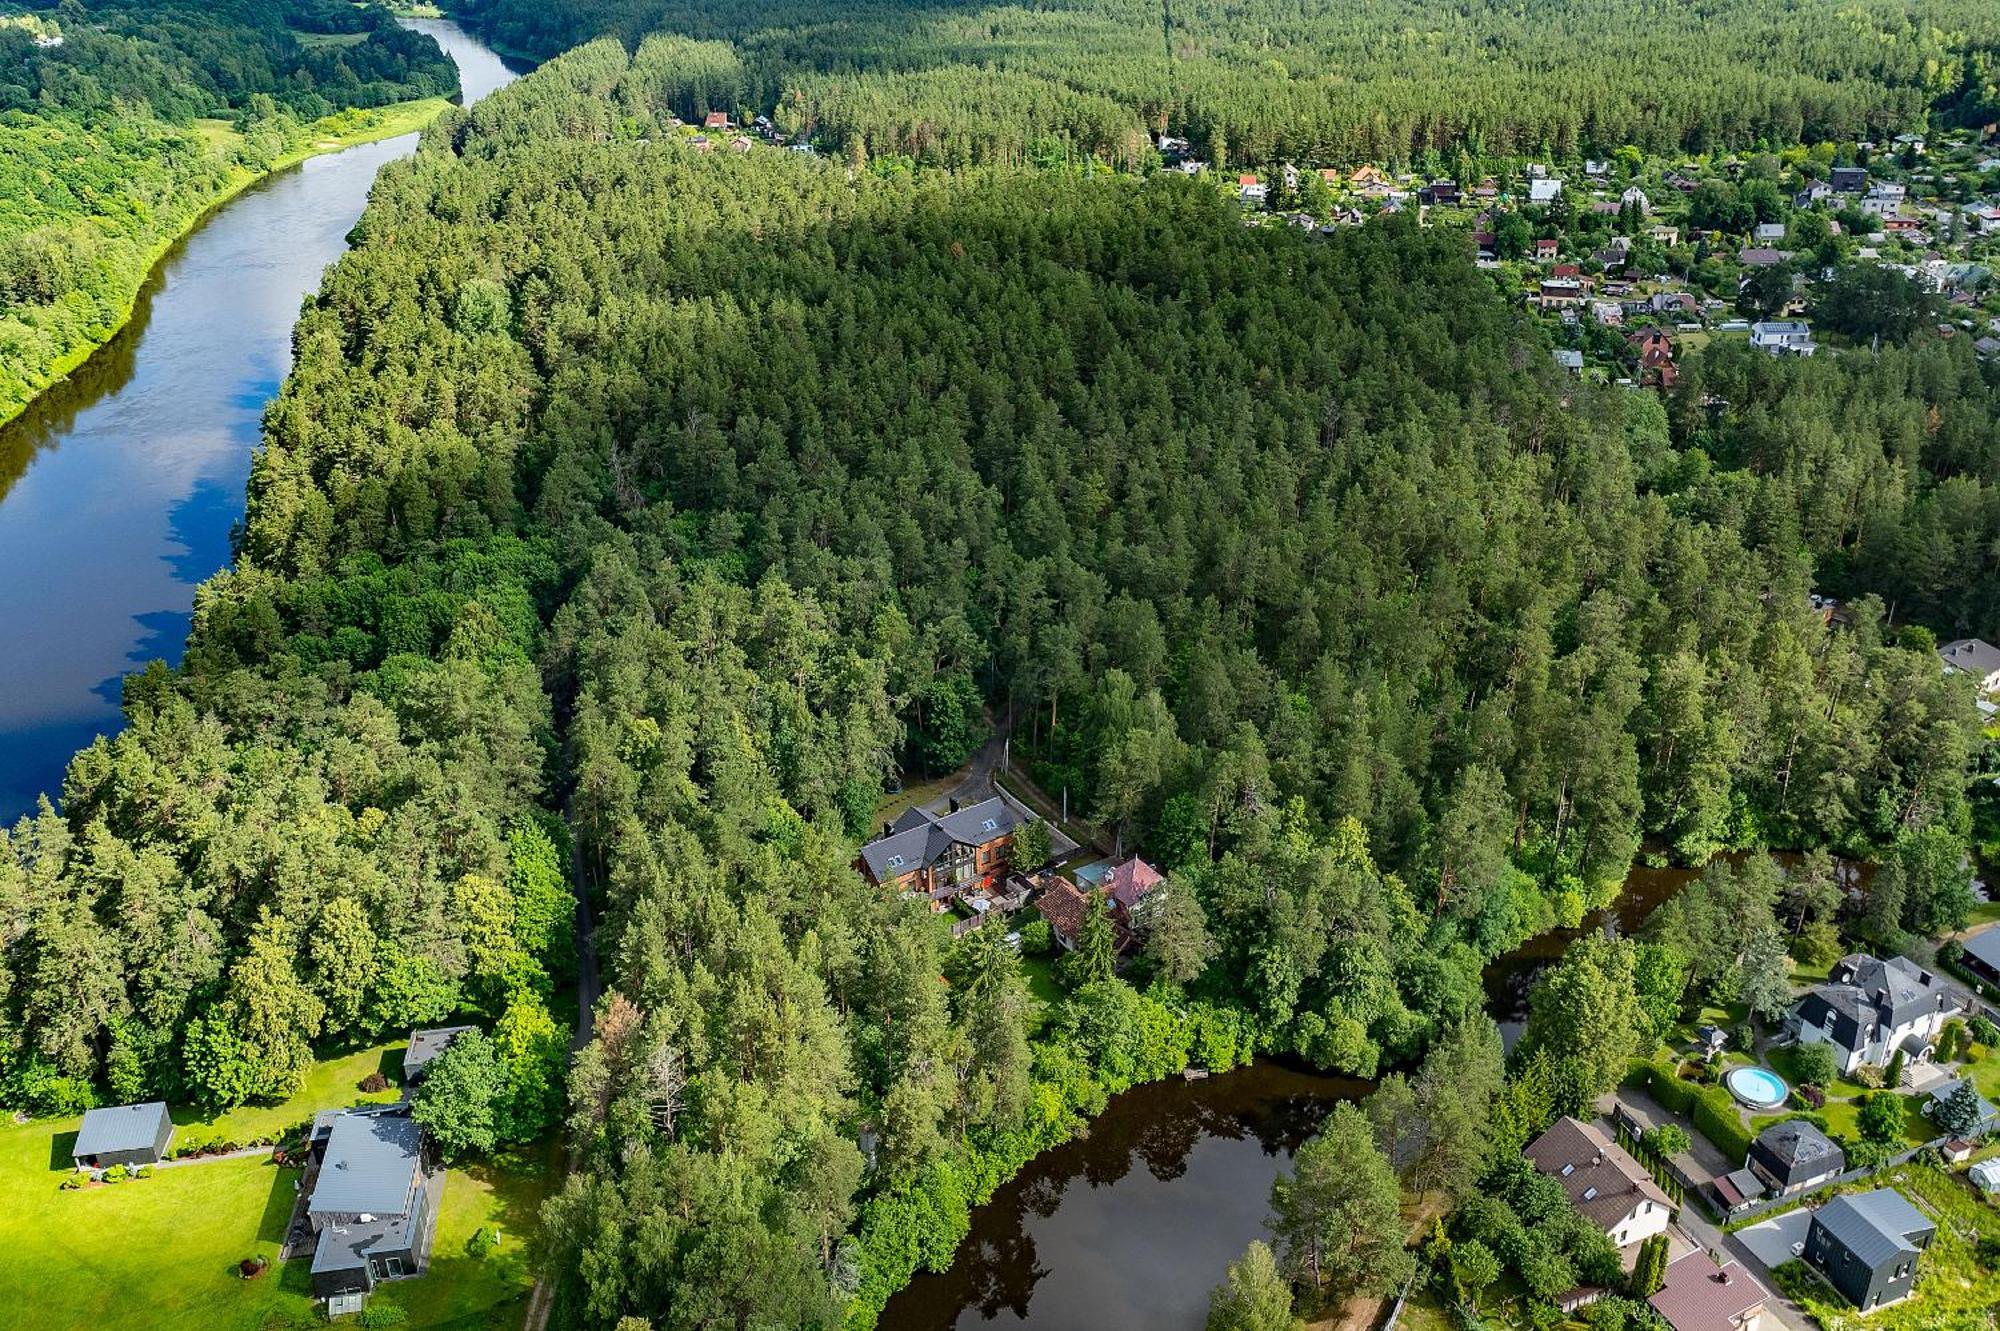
left=1269, top=1102, right=1415, bottom=1299
left=1520, top=934, right=1644, bottom=1109
left=1206, top=1241, right=1300, bottom=1331
left=412, top=1030, right=505, bottom=1160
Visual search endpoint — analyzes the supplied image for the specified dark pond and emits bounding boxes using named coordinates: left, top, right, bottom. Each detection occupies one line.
left=0, top=19, right=525, bottom=822
left=880, top=1061, right=1369, bottom=1331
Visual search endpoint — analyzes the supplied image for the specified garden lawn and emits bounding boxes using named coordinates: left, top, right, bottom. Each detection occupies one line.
left=1781, top=1164, right=2000, bottom=1330
left=171, top=1041, right=404, bottom=1147
left=0, top=1113, right=303, bottom=1331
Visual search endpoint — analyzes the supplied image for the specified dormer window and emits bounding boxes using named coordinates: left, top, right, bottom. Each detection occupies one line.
left=1560, top=1164, right=1575, bottom=1177
left=886, top=854, right=905, bottom=869
left=982, top=818, right=998, bottom=833
left=1582, top=1186, right=1599, bottom=1201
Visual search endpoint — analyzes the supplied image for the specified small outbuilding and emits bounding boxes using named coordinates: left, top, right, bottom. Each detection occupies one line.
left=73, top=1101, right=174, bottom=1169
left=402, top=1026, right=477, bottom=1086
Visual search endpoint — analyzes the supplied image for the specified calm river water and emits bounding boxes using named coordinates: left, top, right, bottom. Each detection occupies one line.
left=0, top=19, right=524, bottom=821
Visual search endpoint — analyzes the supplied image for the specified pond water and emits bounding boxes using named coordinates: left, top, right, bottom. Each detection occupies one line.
left=879, top=1062, right=1368, bottom=1330
left=0, top=19, right=526, bottom=822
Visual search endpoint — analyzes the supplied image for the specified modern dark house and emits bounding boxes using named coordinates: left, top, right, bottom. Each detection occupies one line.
left=1830, top=166, right=1868, bottom=193
left=1960, top=927, right=2000, bottom=988
left=72, top=1101, right=173, bottom=1169
left=857, top=795, right=1033, bottom=902
left=306, top=1109, right=439, bottom=1316
left=1804, top=1189, right=1934, bottom=1311
left=1747, top=1119, right=1845, bottom=1197
left=402, top=1025, right=476, bottom=1086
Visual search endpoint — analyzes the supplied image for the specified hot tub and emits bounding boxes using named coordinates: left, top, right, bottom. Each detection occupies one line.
left=1725, top=1065, right=1789, bottom=1112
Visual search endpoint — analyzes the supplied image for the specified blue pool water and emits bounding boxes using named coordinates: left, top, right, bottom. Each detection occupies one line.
left=1726, top=1066, right=1789, bottom=1108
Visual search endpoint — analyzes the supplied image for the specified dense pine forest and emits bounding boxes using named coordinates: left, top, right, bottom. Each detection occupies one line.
left=448, top=0, right=2000, bottom=166
left=4, top=17, right=1998, bottom=1324
left=0, top=0, right=456, bottom=422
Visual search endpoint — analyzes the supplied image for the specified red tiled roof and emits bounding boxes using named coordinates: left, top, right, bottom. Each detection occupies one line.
left=1039, top=879, right=1090, bottom=946
left=1649, top=1254, right=1767, bottom=1331
left=1102, top=857, right=1163, bottom=912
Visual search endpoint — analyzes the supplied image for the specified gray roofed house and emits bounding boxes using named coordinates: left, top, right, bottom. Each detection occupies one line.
left=1939, top=638, right=2000, bottom=693
left=402, top=1025, right=476, bottom=1086
left=1748, top=1118, right=1845, bottom=1195
left=306, top=1109, right=439, bottom=1313
left=1791, top=953, right=1961, bottom=1075
left=857, top=795, right=1033, bottom=900
left=73, top=1101, right=173, bottom=1168
left=1921, top=1077, right=2000, bottom=1134
left=1805, top=1189, right=1934, bottom=1311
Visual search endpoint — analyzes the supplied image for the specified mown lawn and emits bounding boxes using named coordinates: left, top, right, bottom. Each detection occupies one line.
left=0, top=1043, right=558, bottom=1331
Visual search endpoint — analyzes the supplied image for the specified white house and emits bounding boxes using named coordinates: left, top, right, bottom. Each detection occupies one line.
left=1237, top=174, right=1267, bottom=205
left=1750, top=321, right=1816, bottom=357
left=1529, top=178, right=1564, bottom=205
left=1939, top=638, right=2000, bottom=693
left=1524, top=1117, right=1673, bottom=1248
left=1790, top=954, right=1964, bottom=1075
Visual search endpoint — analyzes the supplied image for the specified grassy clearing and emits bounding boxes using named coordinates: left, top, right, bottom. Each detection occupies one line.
left=0, top=1044, right=557, bottom=1331
left=1779, top=1164, right=2000, bottom=1330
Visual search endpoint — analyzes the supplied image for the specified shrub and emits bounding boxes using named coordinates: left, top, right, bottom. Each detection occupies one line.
left=1971, top=1014, right=2000, bottom=1049
left=101, top=1164, right=128, bottom=1183
left=465, top=1225, right=500, bottom=1259
left=58, top=1174, right=82, bottom=1191
left=1851, top=1063, right=1884, bottom=1090
left=1790, top=1042, right=1840, bottom=1089
left=1018, top=918, right=1053, bottom=957
left=359, top=1071, right=390, bottom=1093
left=1730, top=1023, right=1755, bottom=1053
left=358, top=1304, right=407, bottom=1328
left=132, top=1164, right=152, bottom=1179
left=1693, top=1089, right=1752, bottom=1161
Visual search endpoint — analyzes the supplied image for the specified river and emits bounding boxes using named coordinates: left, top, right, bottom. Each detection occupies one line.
left=881, top=1062, right=1370, bottom=1331
left=0, top=18, right=525, bottom=822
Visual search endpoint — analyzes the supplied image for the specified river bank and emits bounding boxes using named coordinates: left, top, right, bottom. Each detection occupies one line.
left=0, top=94, right=455, bottom=434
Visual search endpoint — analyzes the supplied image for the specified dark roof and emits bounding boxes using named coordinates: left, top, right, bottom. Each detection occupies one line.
left=1649, top=1253, right=1768, bottom=1331
left=73, top=1101, right=170, bottom=1159
left=403, top=1026, right=476, bottom=1079
left=312, top=1214, right=415, bottom=1273
left=1750, top=1118, right=1844, bottom=1184
left=1940, top=638, right=2000, bottom=681
left=1714, top=1168, right=1766, bottom=1207
left=1811, top=1189, right=1934, bottom=1269
left=309, top=1112, right=425, bottom=1218
left=1524, top=1116, right=1673, bottom=1229
left=1964, top=928, right=2000, bottom=974
left=1799, top=954, right=1955, bottom=1045
left=1925, top=1077, right=1999, bottom=1125
left=859, top=796, right=1029, bottom=881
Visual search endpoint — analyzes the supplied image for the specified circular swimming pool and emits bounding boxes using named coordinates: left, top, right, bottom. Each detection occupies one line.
left=1725, top=1065, right=1790, bottom=1111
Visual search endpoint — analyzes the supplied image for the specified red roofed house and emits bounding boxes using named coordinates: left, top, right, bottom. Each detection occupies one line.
left=1536, top=237, right=1559, bottom=261
left=1649, top=1252, right=1768, bottom=1331
left=703, top=110, right=731, bottom=130
left=1628, top=327, right=1678, bottom=388
left=1099, top=856, right=1163, bottom=926
left=1038, top=877, right=1092, bottom=950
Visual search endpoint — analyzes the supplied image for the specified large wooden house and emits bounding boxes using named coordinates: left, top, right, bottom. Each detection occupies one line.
left=858, top=796, right=1031, bottom=904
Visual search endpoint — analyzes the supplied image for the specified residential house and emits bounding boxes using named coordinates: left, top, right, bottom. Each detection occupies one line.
left=1831, top=166, right=1868, bottom=193
left=1535, top=237, right=1559, bottom=261
left=1746, top=1119, right=1844, bottom=1197
left=1737, top=247, right=1786, bottom=267
left=1349, top=165, right=1385, bottom=186
left=1037, top=876, right=1092, bottom=950
left=402, top=1026, right=474, bottom=1087
left=1649, top=1253, right=1769, bottom=1331
left=690, top=135, right=711, bottom=153
left=1157, top=134, right=1190, bottom=156
left=1749, top=320, right=1817, bottom=356
left=1795, top=181, right=1834, bottom=208
left=1529, top=178, right=1564, bottom=205
left=1862, top=183, right=1906, bottom=217
left=1523, top=1116, right=1674, bottom=1247
left=1538, top=278, right=1586, bottom=309
left=1552, top=348, right=1584, bottom=373
left=730, top=135, right=754, bottom=153
left=1418, top=180, right=1459, bottom=206
left=1585, top=158, right=1609, bottom=177
left=1098, top=856, right=1163, bottom=927
left=1627, top=327, right=1677, bottom=387
left=1803, top=1189, right=1933, bottom=1312
left=72, top=1101, right=173, bottom=1169
left=1649, top=224, right=1681, bottom=246
left=1621, top=186, right=1650, bottom=214
left=307, top=1109, right=439, bottom=1316
left=1790, top=953, right=1962, bottom=1074
left=1754, top=222, right=1787, bottom=243
left=702, top=110, right=731, bottom=131
left=1237, top=174, right=1267, bottom=205
left=1591, top=299, right=1624, bottom=327
left=1938, top=638, right=2000, bottom=692
left=858, top=796, right=1033, bottom=902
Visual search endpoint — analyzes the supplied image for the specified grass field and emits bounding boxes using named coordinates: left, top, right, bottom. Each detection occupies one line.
left=0, top=1043, right=558, bottom=1331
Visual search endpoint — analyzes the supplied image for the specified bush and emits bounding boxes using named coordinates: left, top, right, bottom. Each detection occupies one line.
left=358, top=1304, right=407, bottom=1329
left=1730, top=1023, right=1756, bottom=1053
left=1018, top=918, right=1054, bottom=957
left=1693, top=1089, right=1752, bottom=1161
left=1851, top=1063, right=1885, bottom=1090
left=1972, top=1014, right=2000, bottom=1048
left=359, top=1071, right=390, bottom=1093
left=132, top=1164, right=152, bottom=1179
left=1790, top=1042, right=1840, bottom=1089
left=101, top=1164, right=128, bottom=1183
left=58, top=1174, right=82, bottom=1191
left=465, top=1225, right=500, bottom=1259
